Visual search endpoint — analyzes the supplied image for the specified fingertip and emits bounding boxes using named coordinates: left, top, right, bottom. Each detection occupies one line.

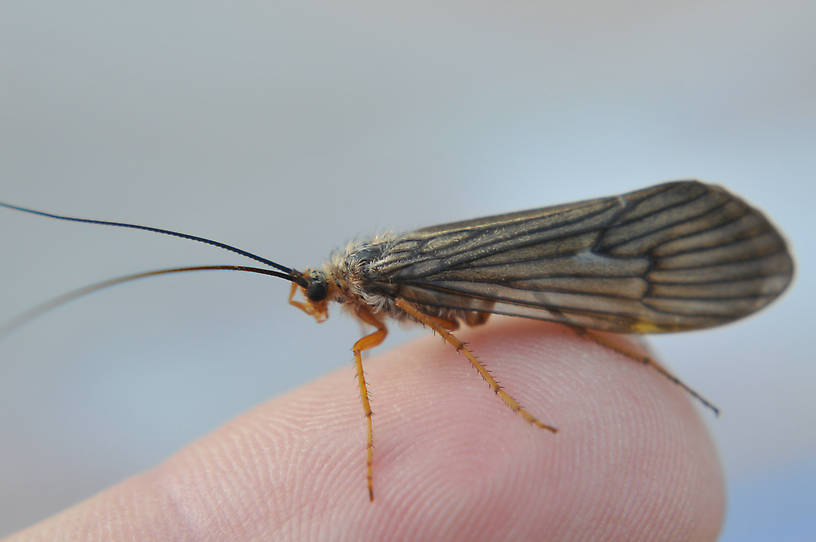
left=371, top=317, right=725, bottom=540
left=8, top=317, right=724, bottom=541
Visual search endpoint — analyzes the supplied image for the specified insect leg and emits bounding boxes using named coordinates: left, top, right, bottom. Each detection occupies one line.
left=288, top=282, right=310, bottom=314
left=569, top=326, right=720, bottom=416
left=415, top=311, right=460, bottom=331
left=351, top=308, right=388, bottom=502
left=395, top=298, right=558, bottom=433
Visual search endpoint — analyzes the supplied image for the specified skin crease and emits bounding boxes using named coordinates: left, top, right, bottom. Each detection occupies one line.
left=3, top=318, right=725, bottom=542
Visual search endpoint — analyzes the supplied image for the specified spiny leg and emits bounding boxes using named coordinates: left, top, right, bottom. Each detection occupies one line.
left=395, top=298, right=558, bottom=433
left=351, top=308, right=388, bottom=501
left=569, top=325, right=720, bottom=416
left=417, top=310, right=460, bottom=331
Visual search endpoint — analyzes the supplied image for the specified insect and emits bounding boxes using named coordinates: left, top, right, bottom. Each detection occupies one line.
left=0, top=180, right=794, bottom=501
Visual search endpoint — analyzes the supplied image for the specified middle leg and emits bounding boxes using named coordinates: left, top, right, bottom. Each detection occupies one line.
left=395, top=298, right=558, bottom=433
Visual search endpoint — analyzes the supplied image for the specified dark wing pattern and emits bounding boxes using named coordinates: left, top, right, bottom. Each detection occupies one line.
left=368, top=181, right=793, bottom=333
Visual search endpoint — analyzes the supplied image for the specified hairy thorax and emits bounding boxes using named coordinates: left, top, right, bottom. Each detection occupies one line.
left=321, top=235, right=406, bottom=321
left=320, top=235, right=491, bottom=328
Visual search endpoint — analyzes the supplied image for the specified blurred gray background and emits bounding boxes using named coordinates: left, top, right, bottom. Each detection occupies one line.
left=1, top=1, right=813, bottom=539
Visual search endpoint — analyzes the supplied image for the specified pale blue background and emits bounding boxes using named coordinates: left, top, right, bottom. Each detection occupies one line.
left=1, top=1, right=813, bottom=539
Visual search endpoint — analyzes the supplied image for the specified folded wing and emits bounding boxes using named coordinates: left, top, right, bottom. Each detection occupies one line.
left=370, top=181, right=793, bottom=332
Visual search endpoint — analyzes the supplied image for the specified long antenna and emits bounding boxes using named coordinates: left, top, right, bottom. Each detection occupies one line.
left=0, top=201, right=303, bottom=281
left=0, top=265, right=297, bottom=338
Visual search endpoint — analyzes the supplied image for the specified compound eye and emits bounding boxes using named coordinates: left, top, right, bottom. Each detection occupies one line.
left=306, top=278, right=328, bottom=302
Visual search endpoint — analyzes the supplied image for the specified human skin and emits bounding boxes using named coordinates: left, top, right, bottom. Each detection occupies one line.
left=4, top=317, right=725, bottom=541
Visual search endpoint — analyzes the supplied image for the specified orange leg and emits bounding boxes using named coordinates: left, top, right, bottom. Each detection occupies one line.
left=418, top=311, right=460, bottom=331
left=568, top=326, right=720, bottom=415
left=395, top=298, right=558, bottom=433
left=351, top=307, right=388, bottom=501
left=288, top=282, right=308, bottom=313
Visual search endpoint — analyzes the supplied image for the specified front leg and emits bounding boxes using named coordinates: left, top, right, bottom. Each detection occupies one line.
left=351, top=307, right=388, bottom=501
